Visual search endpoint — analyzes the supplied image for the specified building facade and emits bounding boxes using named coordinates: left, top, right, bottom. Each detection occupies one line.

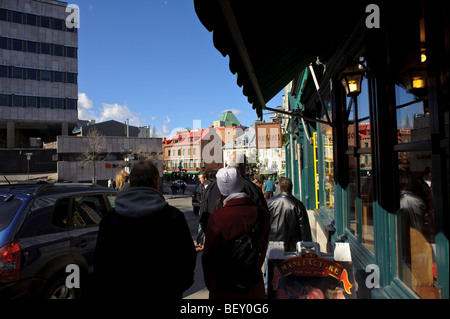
left=57, top=135, right=163, bottom=185
left=194, top=0, right=449, bottom=299
left=163, top=125, right=244, bottom=177
left=0, top=0, right=78, bottom=149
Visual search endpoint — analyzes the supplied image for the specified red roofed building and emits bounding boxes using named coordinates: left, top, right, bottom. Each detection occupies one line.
left=163, top=125, right=245, bottom=176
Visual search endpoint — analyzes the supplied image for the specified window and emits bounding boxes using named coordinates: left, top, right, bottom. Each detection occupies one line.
left=345, top=75, right=374, bottom=254
left=40, top=16, right=50, bottom=28
left=19, top=197, right=69, bottom=237
left=54, top=44, right=63, bottom=56
left=0, top=94, right=9, bottom=106
left=52, top=18, right=64, bottom=31
left=40, top=70, right=51, bottom=81
left=39, top=97, right=51, bottom=108
left=40, top=43, right=50, bottom=55
left=54, top=98, right=64, bottom=109
left=0, top=9, right=8, bottom=21
left=11, top=11, right=23, bottom=24
left=53, top=71, right=64, bottom=83
left=26, top=14, right=38, bottom=26
left=26, top=96, right=38, bottom=108
left=12, top=95, right=24, bottom=107
left=26, top=41, right=38, bottom=53
left=67, top=72, right=77, bottom=84
left=12, top=67, right=24, bottom=79
left=12, top=39, right=23, bottom=51
left=0, top=37, right=8, bottom=49
left=0, top=65, right=8, bottom=77
left=26, top=68, right=37, bottom=80
left=321, top=123, right=334, bottom=210
left=71, top=195, right=106, bottom=227
left=66, top=46, right=76, bottom=58
left=66, top=99, right=77, bottom=110
left=395, top=85, right=437, bottom=298
left=52, top=198, right=70, bottom=229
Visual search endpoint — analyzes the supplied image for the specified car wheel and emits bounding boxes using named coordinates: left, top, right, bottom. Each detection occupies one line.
left=43, top=276, right=81, bottom=300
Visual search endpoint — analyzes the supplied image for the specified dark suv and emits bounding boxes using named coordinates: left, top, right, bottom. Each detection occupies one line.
left=0, top=182, right=117, bottom=299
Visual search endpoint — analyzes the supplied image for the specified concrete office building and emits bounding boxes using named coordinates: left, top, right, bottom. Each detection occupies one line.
left=0, top=0, right=78, bottom=150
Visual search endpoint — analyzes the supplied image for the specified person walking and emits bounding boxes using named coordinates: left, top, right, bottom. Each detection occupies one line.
left=197, top=171, right=211, bottom=204
left=114, top=169, right=130, bottom=190
left=202, top=166, right=270, bottom=299
left=197, top=152, right=267, bottom=242
left=263, top=176, right=276, bottom=199
left=267, top=177, right=312, bottom=252
left=95, top=160, right=197, bottom=300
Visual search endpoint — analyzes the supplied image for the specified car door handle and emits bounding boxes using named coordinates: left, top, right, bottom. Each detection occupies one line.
left=75, top=239, right=88, bottom=248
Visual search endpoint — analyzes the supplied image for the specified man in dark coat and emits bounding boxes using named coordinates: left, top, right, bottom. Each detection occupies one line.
left=95, top=160, right=196, bottom=300
left=267, top=177, right=312, bottom=252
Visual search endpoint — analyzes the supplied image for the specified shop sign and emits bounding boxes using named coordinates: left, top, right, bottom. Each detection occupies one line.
left=255, top=122, right=282, bottom=149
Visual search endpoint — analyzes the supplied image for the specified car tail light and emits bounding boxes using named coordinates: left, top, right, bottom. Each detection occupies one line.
left=0, top=241, right=21, bottom=283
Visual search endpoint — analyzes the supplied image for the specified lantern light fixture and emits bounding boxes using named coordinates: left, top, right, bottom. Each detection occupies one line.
left=339, top=65, right=366, bottom=98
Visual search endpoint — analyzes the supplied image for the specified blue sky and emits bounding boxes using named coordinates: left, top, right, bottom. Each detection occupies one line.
left=74, top=0, right=283, bottom=138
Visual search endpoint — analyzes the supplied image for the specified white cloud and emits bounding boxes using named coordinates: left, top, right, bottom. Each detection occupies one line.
left=77, top=93, right=142, bottom=126
left=98, top=102, right=141, bottom=127
left=162, top=125, right=170, bottom=134
left=77, top=93, right=95, bottom=120
left=164, top=115, right=171, bottom=124
left=220, top=108, right=243, bottom=116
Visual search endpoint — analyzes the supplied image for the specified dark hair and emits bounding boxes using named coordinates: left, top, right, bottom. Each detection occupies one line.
left=279, top=177, right=293, bottom=193
left=199, top=171, right=209, bottom=179
left=130, top=160, right=159, bottom=188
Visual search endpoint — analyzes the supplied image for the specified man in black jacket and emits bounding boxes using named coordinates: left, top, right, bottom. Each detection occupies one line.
left=267, top=177, right=312, bottom=252
left=95, top=160, right=196, bottom=300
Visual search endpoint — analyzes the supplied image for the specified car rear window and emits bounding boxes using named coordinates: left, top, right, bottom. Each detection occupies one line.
left=0, top=197, right=23, bottom=231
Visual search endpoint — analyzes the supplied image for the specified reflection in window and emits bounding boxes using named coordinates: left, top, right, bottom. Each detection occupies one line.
left=322, top=124, right=334, bottom=209
left=72, top=195, right=106, bottom=227
left=398, top=151, right=437, bottom=298
left=396, top=84, right=430, bottom=143
left=345, top=76, right=374, bottom=254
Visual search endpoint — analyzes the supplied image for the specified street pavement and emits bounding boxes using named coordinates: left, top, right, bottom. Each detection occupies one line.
left=164, top=189, right=209, bottom=299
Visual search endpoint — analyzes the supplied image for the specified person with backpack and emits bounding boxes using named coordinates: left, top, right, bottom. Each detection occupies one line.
left=202, top=166, right=270, bottom=299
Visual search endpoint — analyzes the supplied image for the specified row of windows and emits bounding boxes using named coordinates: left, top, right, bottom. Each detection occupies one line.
left=0, top=93, right=77, bottom=109
left=0, top=65, right=77, bottom=84
left=167, top=148, right=198, bottom=157
left=0, top=8, right=77, bottom=33
left=0, top=36, right=77, bottom=58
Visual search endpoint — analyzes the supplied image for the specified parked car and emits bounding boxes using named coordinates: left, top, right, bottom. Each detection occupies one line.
left=192, top=182, right=201, bottom=215
left=0, top=182, right=117, bottom=299
left=173, top=180, right=186, bottom=187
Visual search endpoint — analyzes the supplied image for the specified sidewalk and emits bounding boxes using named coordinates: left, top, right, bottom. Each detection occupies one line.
left=1, top=172, right=57, bottom=183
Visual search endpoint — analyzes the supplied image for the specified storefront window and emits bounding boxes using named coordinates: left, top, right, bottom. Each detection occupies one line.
left=397, top=151, right=437, bottom=298
left=396, top=85, right=430, bottom=143
left=344, top=76, right=374, bottom=254
left=321, top=123, right=334, bottom=209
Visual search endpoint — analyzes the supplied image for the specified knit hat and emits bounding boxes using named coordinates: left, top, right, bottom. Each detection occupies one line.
left=216, top=166, right=244, bottom=196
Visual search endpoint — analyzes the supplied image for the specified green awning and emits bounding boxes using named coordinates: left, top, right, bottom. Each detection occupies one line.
left=194, top=0, right=366, bottom=118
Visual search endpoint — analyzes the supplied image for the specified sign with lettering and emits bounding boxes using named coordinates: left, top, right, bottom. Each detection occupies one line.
left=255, top=123, right=282, bottom=149
left=268, top=251, right=356, bottom=299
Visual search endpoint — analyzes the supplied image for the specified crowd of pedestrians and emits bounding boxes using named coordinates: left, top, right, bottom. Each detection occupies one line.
left=94, top=151, right=312, bottom=300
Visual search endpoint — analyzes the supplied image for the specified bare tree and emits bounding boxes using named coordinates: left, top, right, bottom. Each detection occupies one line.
left=75, top=128, right=108, bottom=183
